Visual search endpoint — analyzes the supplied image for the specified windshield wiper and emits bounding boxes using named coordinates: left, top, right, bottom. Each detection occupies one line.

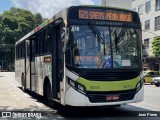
left=88, top=22, right=106, bottom=57
left=117, top=24, right=128, bottom=42
left=114, top=25, right=127, bottom=55
left=88, top=22, right=105, bottom=44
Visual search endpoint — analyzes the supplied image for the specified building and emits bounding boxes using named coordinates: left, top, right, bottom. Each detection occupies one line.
left=100, top=0, right=132, bottom=9
left=132, top=0, right=160, bottom=70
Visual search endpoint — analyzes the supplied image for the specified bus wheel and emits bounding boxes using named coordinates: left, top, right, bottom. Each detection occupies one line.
left=46, top=82, right=56, bottom=108
left=155, top=83, right=160, bottom=87
left=21, top=74, right=26, bottom=92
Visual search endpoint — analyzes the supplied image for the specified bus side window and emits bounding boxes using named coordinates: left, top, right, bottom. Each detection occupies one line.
left=23, top=42, right=25, bottom=58
left=42, top=30, right=46, bottom=54
left=37, top=34, right=40, bottom=55
left=35, top=35, right=38, bottom=56
left=47, top=27, right=52, bottom=53
left=44, top=28, right=51, bottom=54
left=37, top=32, right=43, bottom=55
left=31, top=39, right=36, bottom=60
left=17, top=45, right=19, bottom=59
left=20, top=43, right=22, bottom=58
left=15, top=46, right=17, bottom=59
left=27, top=41, right=30, bottom=58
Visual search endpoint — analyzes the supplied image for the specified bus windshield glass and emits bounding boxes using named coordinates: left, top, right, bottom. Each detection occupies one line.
left=66, top=25, right=141, bottom=69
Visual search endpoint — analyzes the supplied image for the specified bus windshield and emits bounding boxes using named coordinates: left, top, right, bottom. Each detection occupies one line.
left=66, top=25, right=141, bottom=69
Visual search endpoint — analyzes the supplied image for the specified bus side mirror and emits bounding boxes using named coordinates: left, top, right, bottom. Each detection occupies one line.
left=61, top=27, right=69, bottom=53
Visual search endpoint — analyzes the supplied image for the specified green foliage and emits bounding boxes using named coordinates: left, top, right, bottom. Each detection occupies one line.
left=0, top=23, right=3, bottom=41
left=0, top=7, right=43, bottom=70
left=1, top=16, right=18, bottom=30
left=0, top=14, right=1, bottom=18
left=152, top=36, right=160, bottom=57
left=34, top=13, right=43, bottom=28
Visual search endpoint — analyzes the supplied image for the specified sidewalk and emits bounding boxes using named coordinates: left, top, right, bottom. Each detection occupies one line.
left=0, top=72, right=52, bottom=111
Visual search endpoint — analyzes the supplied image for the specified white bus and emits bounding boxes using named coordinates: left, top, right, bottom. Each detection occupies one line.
left=15, top=5, right=144, bottom=107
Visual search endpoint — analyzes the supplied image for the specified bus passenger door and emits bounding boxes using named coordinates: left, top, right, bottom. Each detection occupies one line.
left=25, top=40, right=30, bottom=90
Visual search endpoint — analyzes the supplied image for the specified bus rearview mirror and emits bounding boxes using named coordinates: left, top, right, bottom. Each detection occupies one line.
left=61, top=27, right=69, bottom=52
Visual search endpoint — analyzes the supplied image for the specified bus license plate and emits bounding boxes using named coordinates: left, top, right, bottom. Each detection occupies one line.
left=106, top=95, right=119, bottom=101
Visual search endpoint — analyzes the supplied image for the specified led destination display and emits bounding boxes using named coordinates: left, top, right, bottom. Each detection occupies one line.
left=79, top=9, right=132, bottom=22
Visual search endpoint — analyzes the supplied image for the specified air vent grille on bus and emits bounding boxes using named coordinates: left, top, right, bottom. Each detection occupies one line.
left=80, top=71, right=139, bottom=81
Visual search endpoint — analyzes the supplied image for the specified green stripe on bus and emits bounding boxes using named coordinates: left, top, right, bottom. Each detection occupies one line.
left=77, top=77, right=140, bottom=92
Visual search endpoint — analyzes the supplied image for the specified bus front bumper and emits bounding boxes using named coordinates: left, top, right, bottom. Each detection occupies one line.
left=64, top=85, right=144, bottom=106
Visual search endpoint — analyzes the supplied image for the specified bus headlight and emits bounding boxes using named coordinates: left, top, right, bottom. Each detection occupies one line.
left=67, top=77, right=86, bottom=94
left=140, top=71, right=143, bottom=80
left=136, top=82, right=140, bottom=91
left=68, top=79, right=76, bottom=87
left=136, top=72, right=144, bottom=92
left=78, top=84, right=85, bottom=92
left=136, top=79, right=143, bottom=92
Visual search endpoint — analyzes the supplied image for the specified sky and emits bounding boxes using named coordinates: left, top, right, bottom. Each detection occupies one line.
left=0, top=0, right=100, bottom=18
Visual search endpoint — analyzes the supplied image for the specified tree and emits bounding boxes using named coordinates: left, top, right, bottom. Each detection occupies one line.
left=0, top=15, right=4, bottom=63
left=152, top=36, right=160, bottom=57
left=2, top=7, right=35, bottom=35
left=0, top=23, right=3, bottom=42
left=0, top=7, right=43, bottom=70
left=34, top=13, right=43, bottom=28
left=1, top=16, right=18, bottom=30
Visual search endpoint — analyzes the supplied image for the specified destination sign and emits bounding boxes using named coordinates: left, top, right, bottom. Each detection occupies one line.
left=79, top=9, right=132, bottom=22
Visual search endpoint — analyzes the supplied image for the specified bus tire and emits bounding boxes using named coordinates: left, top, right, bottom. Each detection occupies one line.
left=46, top=82, right=56, bottom=108
left=155, top=83, right=160, bottom=87
left=21, top=74, right=26, bottom=92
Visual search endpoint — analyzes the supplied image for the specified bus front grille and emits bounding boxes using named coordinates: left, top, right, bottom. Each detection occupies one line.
left=87, top=90, right=136, bottom=103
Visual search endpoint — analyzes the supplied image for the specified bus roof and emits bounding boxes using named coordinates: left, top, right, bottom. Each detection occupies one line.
left=16, top=7, right=68, bottom=45
left=16, top=5, right=137, bottom=45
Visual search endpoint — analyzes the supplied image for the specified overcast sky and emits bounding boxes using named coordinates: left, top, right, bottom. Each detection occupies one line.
left=5, top=0, right=99, bottom=18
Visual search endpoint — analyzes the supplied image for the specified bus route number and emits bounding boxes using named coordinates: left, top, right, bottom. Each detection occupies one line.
left=79, top=9, right=132, bottom=22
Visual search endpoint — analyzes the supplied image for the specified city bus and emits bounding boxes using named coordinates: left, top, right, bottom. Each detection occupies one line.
left=15, top=5, right=144, bottom=107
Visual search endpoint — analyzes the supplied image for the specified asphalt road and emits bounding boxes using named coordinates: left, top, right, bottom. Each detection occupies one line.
left=0, top=72, right=160, bottom=120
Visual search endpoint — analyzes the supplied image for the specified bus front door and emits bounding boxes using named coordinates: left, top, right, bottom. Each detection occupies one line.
left=52, top=25, right=63, bottom=100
